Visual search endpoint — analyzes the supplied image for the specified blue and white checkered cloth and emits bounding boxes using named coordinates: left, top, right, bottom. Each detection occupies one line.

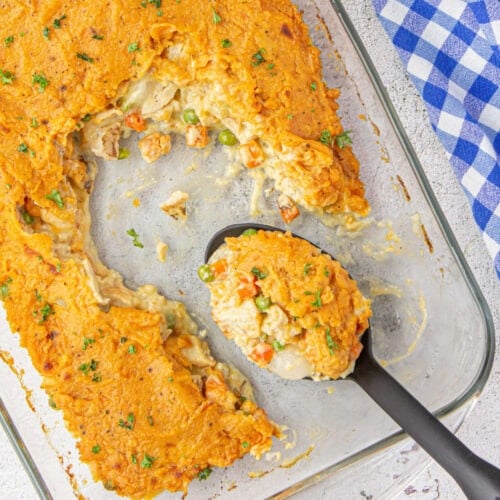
left=372, top=0, right=500, bottom=279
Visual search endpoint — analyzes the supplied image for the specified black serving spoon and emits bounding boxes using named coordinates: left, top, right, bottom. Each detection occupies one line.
left=205, top=223, right=500, bottom=500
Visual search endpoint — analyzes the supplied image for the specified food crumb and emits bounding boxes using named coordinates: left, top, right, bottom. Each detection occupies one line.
left=132, top=198, right=141, bottom=207
left=160, top=190, right=189, bottom=220
left=156, top=241, right=168, bottom=262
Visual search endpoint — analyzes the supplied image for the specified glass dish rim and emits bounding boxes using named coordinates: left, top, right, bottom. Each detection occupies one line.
left=0, top=1, right=495, bottom=499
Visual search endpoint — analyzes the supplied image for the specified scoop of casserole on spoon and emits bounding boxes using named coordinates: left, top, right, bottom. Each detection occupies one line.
left=201, top=223, right=500, bottom=500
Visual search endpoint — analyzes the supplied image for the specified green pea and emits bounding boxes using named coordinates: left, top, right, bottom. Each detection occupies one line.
left=182, top=108, right=200, bottom=125
left=218, top=129, right=238, bottom=146
left=197, top=264, right=214, bottom=282
left=255, top=294, right=271, bottom=311
left=272, top=340, right=285, bottom=351
left=242, top=228, right=257, bottom=236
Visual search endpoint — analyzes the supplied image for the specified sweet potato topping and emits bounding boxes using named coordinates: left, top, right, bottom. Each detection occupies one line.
left=0, top=0, right=369, bottom=497
left=204, top=231, right=372, bottom=380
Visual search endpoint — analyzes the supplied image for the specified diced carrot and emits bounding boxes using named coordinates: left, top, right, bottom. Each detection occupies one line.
left=210, top=258, right=228, bottom=278
left=124, top=111, right=146, bottom=132
left=186, top=124, right=209, bottom=148
left=250, top=343, right=274, bottom=365
left=277, top=193, right=300, bottom=223
left=237, top=274, right=258, bottom=301
left=239, top=139, right=265, bottom=168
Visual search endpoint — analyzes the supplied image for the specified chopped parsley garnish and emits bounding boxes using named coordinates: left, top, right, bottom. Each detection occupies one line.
left=211, top=7, right=222, bottom=24
left=266, top=63, right=275, bottom=70
left=325, top=327, right=338, bottom=355
left=312, top=290, right=322, bottom=308
left=120, top=336, right=128, bottom=344
left=323, top=267, right=330, bottom=277
left=319, top=129, right=333, bottom=147
left=77, top=52, right=94, bottom=63
left=305, top=290, right=322, bottom=307
left=31, top=117, right=39, bottom=128
left=0, top=278, right=13, bottom=299
left=48, top=397, right=57, bottom=409
left=221, top=38, right=232, bottom=48
left=320, top=129, right=352, bottom=149
left=141, top=0, right=161, bottom=6
left=4, top=35, right=14, bottom=47
left=45, top=189, right=64, bottom=208
left=92, top=373, right=102, bottom=382
left=336, top=130, right=352, bottom=149
left=127, top=228, right=144, bottom=248
left=251, top=267, right=267, bottom=280
left=303, top=262, right=312, bottom=275
left=79, top=359, right=98, bottom=375
left=251, top=48, right=266, bottom=66
left=92, top=445, right=101, bottom=454
left=272, top=340, right=285, bottom=352
left=242, top=441, right=250, bottom=448
left=198, top=467, right=212, bottom=480
left=128, top=344, right=136, bottom=354
left=35, top=303, right=54, bottom=323
left=0, top=69, right=15, bottom=85
left=53, top=15, right=66, bottom=29
left=242, top=228, right=257, bottom=236
left=118, top=413, right=135, bottom=430
left=310, top=82, right=317, bottom=91
left=42, top=27, right=50, bottom=40
left=35, top=290, right=42, bottom=301
left=92, top=33, right=104, bottom=40
left=82, top=113, right=92, bottom=122
left=131, top=454, right=137, bottom=464
left=83, top=337, right=95, bottom=350
left=148, top=415, right=154, bottom=426
left=17, top=143, right=29, bottom=153
left=32, top=72, right=49, bottom=92
left=127, top=42, right=139, bottom=53
left=118, top=147, right=130, bottom=159
left=140, top=454, right=156, bottom=469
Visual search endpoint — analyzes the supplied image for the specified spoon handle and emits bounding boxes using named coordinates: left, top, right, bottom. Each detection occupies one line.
left=351, top=357, right=500, bottom=499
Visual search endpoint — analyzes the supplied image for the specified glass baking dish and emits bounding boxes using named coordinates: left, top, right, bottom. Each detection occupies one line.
left=0, top=0, right=495, bottom=498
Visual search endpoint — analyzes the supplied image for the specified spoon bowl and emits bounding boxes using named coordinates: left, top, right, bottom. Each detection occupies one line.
left=205, top=222, right=500, bottom=500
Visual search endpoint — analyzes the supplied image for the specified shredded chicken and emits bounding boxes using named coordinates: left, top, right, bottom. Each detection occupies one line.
left=81, top=109, right=124, bottom=160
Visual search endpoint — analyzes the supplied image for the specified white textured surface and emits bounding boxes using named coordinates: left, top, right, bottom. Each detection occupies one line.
left=0, top=1, right=498, bottom=498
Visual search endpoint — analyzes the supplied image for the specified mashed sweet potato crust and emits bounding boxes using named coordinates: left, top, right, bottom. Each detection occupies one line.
left=0, top=0, right=368, bottom=497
